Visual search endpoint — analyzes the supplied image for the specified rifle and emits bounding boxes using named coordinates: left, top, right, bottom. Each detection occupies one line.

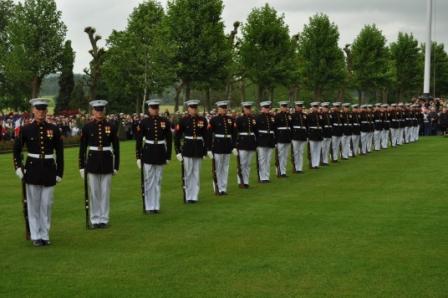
left=140, top=157, right=146, bottom=213
left=181, top=158, right=186, bottom=203
left=255, top=148, right=261, bottom=182
left=21, top=175, right=30, bottom=240
left=84, top=167, right=90, bottom=229
left=274, top=145, right=280, bottom=177
left=236, top=149, right=244, bottom=186
left=211, top=153, right=219, bottom=195
left=307, top=141, right=312, bottom=169
left=19, top=122, right=30, bottom=240
left=291, top=142, right=297, bottom=173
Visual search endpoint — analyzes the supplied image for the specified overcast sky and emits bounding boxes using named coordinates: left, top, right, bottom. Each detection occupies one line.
left=32, top=0, right=447, bottom=73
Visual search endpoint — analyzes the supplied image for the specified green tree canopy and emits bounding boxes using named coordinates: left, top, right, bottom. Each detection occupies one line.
left=6, top=0, right=67, bottom=99
left=55, top=40, right=75, bottom=113
left=298, top=13, right=346, bottom=101
left=390, top=32, right=422, bottom=101
left=165, top=0, right=231, bottom=109
left=351, top=24, right=389, bottom=103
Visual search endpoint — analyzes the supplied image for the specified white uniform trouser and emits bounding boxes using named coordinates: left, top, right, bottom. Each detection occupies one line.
left=257, top=147, right=273, bottom=181
left=26, top=184, right=54, bottom=241
left=213, top=153, right=230, bottom=192
left=367, top=132, right=374, bottom=152
left=360, top=132, right=369, bottom=154
left=292, top=140, right=306, bottom=171
left=390, top=128, right=397, bottom=147
left=143, top=164, right=163, bottom=211
left=373, top=130, right=382, bottom=151
left=381, top=130, right=389, bottom=149
left=414, top=126, right=420, bottom=141
left=397, top=128, right=404, bottom=145
left=276, top=143, right=290, bottom=175
left=341, top=135, right=351, bottom=158
left=351, top=135, right=361, bottom=156
left=237, top=150, right=254, bottom=185
left=183, top=157, right=202, bottom=201
left=309, top=141, right=322, bottom=167
left=331, top=136, right=342, bottom=160
left=88, top=174, right=112, bottom=225
left=321, top=138, right=331, bottom=164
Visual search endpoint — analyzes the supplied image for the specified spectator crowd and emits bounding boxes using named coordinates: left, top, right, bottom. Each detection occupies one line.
left=1, top=98, right=448, bottom=144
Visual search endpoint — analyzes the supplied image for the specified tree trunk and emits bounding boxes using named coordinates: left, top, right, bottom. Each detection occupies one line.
left=31, top=76, right=42, bottom=98
left=205, top=88, right=211, bottom=112
left=257, top=85, right=264, bottom=106
left=185, top=82, right=191, bottom=102
left=173, top=82, right=184, bottom=112
left=240, top=80, right=246, bottom=102
left=314, top=87, right=321, bottom=101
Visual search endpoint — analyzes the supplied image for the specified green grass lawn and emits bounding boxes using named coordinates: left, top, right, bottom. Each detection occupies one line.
left=1, top=138, right=447, bottom=297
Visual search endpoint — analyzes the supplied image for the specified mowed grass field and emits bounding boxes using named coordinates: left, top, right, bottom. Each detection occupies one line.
left=0, top=137, right=447, bottom=297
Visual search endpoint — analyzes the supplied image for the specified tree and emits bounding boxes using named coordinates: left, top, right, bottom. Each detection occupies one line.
left=298, top=13, right=346, bottom=100
left=351, top=25, right=389, bottom=103
left=84, top=26, right=106, bottom=100
left=55, top=40, right=75, bottom=113
left=165, top=0, right=230, bottom=109
left=239, top=4, right=293, bottom=102
left=69, top=80, right=87, bottom=110
left=102, top=0, right=174, bottom=113
left=390, top=32, right=422, bottom=101
left=427, top=42, right=448, bottom=97
left=6, top=0, right=67, bottom=98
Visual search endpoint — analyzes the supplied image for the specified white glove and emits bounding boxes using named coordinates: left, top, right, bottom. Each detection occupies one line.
left=136, top=159, right=141, bottom=169
left=165, top=160, right=170, bottom=165
left=56, top=176, right=62, bottom=183
left=232, top=148, right=238, bottom=156
left=207, top=151, right=214, bottom=159
left=113, top=170, right=118, bottom=176
left=176, top=153, right=183, bottom=161
left=15, top=168, right=24, bottom=179
left=80, top=169, right=85, bottom=179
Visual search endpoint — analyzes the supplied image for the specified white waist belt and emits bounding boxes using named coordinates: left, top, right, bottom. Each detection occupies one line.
left=293, top=126, right=305, bottom=129
left=258, top=130, right=274, bottom=134
left=309, top=126, right=321, bottom=129
left=239, top=132, right=255, bottom=136
left=185, top=136, right=203, bottom=140
left=145, top=140, right=166, bottom=144
left=89, top=146, right=112, bottom=151
left=277, top=127, right=290, bottom=130
left=214, top=134, right=231, bottom=138
left=28, top=153, right=54, bottom=159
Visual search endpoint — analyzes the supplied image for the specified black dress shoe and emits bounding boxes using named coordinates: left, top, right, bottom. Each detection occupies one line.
left=99, top=223, right=108, bottom=229
left=294, top=170, right=304, bottom=173
left=32, top=240, right=43, bottom=247
left=280, top=174, right=288, bottom=178
left=92, top=224, right=101, bottom=229
left=322, top=163, right=329, bottom=166
left=244, top=184, right=249, bottom=188
left=154, top=210, right=160, bottom=214
left=42, top=240, right=51, bottom=246
left=220, top=191, right=228, bottom=195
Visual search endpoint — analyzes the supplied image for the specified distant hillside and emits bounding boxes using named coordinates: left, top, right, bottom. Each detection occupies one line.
left=40, top=73, right=85, bottom=97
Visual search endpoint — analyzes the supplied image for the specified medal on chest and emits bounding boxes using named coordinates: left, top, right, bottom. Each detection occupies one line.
left=105, top=126, right=111, bottom=135
left=46, top=129, right=53, bottom=139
